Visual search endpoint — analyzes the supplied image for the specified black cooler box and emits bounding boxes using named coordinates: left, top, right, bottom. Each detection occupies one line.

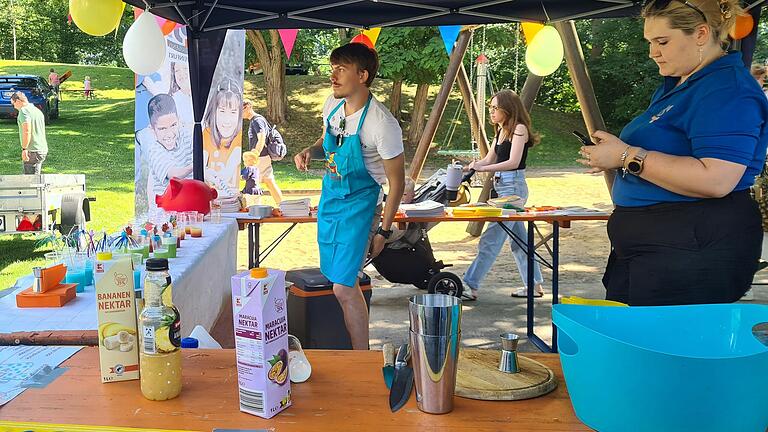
left=286, top=267, right=372, bottom=349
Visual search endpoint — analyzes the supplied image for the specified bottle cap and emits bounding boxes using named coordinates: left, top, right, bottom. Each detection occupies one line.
left=145, top=257, right=169, bottom=271
left=250, top=267, right=268, bottom=278
left=96, top=252, right=113, bottom=261
left=181, top=337, right=199, bottom=348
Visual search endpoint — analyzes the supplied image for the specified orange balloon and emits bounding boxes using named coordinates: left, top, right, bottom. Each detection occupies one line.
left=730, top=13, right=754, bottom=40
left=350, top=33, right=374, bottom=50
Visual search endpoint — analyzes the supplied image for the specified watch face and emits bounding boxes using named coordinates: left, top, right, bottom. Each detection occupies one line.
left=628, top=161, right=641, bottom=173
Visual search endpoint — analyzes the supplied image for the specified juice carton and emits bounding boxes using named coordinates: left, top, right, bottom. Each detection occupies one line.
left=94, top=252, right=139, bottom=383
left=232, top=267, right=291, bottom=419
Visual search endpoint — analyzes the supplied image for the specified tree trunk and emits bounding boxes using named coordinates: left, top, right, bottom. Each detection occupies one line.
left=407, top=83, right=429, bottom=146
left=390, top=79, right=402, bottom=121
left=246, top=29, right=287, bottom=125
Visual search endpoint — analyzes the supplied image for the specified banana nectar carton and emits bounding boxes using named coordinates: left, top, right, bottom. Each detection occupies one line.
left=232, top=267, right=291, bottom=419
left=95, top=252, right=139, bottom=383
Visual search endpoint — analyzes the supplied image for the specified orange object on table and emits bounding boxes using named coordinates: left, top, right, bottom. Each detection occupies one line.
left=16, top=264, right=77, bottom=308
left=189, top=227, right=203, bottom=238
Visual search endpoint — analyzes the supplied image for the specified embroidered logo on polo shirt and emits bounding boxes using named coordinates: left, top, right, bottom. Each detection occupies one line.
left=650, top=105, right=674, bottom=123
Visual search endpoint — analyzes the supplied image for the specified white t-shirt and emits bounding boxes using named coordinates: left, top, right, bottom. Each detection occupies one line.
left=322, top=93, right=404, bottom=186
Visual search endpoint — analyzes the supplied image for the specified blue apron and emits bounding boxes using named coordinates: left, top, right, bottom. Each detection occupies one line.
left=317, top=95, right=381, bottom=287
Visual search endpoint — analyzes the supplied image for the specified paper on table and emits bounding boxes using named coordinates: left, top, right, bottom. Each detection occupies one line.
left=0, top=345, right=82, bottom=406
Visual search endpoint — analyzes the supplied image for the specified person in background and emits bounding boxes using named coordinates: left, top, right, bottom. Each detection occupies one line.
left=751, top=63, right=768, bottom=100
left=579, top=0, right=768, bottom=305
left=294, top=43, right=405, bottom=350
left=242, top=99, right=284, bottom=204
left=463, top=89, right=544, bottom=301
left=83, top=75, right=92, bottom=99
left=241, top=151, right=263, bottom=206
left=11, top=92, right=48, bottom=174
left=48, top=68, right=59, bottom=92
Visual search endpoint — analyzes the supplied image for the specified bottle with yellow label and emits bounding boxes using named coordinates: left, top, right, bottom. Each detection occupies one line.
left=138, top=258, right=182, bottom=401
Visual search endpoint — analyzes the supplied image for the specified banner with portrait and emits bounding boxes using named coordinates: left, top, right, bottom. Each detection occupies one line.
left=201, top=30, right=246, bottom=199
left=133, top=17, right=193, bottom=215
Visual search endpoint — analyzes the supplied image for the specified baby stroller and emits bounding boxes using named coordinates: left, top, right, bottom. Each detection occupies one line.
left=369, top=169, right=475, bottom=298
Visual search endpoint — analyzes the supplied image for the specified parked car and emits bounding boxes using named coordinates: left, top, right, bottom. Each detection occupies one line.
left=0, top=75, right=60, bottom=123
left=285, top=64, right=309, bottom=76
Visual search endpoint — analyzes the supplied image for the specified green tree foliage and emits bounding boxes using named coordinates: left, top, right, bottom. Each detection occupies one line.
left=0, top=0, right=132, bottom=66
left=377, top=27, right=448, bottom=85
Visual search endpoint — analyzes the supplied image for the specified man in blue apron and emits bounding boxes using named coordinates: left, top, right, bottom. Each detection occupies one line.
left=295, top=43, right=405, bottom=350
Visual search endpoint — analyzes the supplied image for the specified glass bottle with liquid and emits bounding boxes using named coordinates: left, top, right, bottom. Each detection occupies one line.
left=138, top=258, right=182, bottom=401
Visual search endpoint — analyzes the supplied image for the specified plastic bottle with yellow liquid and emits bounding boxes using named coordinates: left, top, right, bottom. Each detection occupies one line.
left=138, top=258, right=182, bottom=400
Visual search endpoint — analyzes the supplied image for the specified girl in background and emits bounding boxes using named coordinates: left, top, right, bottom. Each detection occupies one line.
left=463, top=90, right=544, bottom=300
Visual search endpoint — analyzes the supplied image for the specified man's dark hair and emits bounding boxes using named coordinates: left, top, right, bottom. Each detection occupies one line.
left=49, top=68, right=55, bottom=73
left=147, top=93, right=178, bottom=127
left=330, top=43, right=379, bottom=87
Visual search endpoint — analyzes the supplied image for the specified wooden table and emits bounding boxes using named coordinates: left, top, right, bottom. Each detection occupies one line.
left=0, top=348, right=590, bottom=431
left=237, top=213, right=610, bottom=352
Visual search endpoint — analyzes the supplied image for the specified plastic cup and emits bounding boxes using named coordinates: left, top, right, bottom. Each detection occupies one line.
left=190, top=226, right=203, bottom=238
left=161, top=236, right=177, bottom=258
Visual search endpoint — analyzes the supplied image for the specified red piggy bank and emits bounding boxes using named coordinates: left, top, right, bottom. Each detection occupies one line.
left=155, top=178, right=218, bottom=215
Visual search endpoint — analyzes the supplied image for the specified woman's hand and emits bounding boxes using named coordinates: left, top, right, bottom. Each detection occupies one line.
left=466, top=160, right=480, bottom=172
left=577, top=130, right=628, bottom=173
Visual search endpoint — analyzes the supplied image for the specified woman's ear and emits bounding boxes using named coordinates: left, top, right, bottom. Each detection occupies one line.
left=695, top=23, right=711, bottom=46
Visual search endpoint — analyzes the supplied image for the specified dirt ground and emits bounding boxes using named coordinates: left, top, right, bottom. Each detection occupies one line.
left=234, top=169, right=767, bottom=352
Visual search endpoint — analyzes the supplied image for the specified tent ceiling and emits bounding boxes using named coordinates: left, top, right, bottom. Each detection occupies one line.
left=124, top=1, right=642, bottom=32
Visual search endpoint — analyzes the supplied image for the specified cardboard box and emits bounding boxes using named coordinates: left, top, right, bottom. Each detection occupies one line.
left=232, top=268, right=291, bottom=419
left=95, top=254, right=139, bottom=383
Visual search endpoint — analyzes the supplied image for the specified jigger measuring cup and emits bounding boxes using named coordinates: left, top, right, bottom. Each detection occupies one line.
left=499, top=333, right=520, bottom=374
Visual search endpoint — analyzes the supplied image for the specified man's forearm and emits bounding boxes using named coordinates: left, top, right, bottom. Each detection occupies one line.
left=21, top=124, right=31, bottom=148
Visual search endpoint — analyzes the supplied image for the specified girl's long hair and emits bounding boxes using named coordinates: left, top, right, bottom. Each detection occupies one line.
left=492, top=89, right=540, bottom=147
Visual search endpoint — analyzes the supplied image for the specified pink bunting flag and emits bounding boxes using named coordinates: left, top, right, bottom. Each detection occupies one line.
left=278, top=29, right=299, bottom=60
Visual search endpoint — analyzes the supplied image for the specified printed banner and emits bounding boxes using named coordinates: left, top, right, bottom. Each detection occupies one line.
left=134, top=20, right=193, bottom=215
left=202, top=30, right=246, bottom=199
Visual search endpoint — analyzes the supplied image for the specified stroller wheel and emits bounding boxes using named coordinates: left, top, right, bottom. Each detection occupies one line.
left=427, top=272, right=463, bottom=298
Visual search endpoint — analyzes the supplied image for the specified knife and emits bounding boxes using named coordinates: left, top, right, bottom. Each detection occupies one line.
left=388, top=343, right=414, bottom=412
left=382, top=343, right=395, bottom=389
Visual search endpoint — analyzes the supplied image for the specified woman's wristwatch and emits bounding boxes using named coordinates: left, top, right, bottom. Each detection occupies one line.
left=625, top=148, right=648, bottom=176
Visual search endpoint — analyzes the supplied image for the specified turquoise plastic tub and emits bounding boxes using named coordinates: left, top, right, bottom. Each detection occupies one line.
left=553, top=304, right=768, bottom=432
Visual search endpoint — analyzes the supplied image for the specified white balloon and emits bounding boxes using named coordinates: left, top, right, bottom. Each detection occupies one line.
left=123, top=11, right=166, bottom=76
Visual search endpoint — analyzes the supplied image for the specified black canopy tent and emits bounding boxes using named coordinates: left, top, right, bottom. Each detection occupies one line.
left=122, top=0, right=761, bottom=181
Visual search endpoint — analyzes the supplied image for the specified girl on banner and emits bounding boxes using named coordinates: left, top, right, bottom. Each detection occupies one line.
left=203, top=77, right=243, bottom=195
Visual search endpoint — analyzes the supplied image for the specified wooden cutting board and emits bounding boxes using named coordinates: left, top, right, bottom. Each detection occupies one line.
left=455, top=349, right=557, bottom=400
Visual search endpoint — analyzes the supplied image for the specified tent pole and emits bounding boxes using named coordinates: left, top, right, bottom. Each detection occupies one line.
left=190, top=32, right=204, bottom=181
left=554, top=20, right=614, bottom=193
left=408, top=29, right=473, bottom=181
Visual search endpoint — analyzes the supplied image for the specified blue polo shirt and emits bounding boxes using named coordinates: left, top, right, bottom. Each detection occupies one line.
left=614, top=52, right=768, bottom=207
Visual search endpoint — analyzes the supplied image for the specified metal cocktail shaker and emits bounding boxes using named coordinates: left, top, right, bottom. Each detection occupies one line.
left=499, top=333, right=520, bottom=374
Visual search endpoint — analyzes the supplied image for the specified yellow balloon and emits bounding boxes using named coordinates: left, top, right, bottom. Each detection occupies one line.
left=69, top=0, right=125, bottom=37
left=521, top=22, right=544, bottom=45
left=362, top=28, right=382, bottom=47
left=525, top=26, right=564, bottom=77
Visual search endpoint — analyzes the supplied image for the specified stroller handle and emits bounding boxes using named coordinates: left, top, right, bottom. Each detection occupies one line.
left=462, top=169, right=476, bottom=183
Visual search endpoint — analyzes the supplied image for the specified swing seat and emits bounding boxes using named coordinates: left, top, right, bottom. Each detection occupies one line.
left=436, top=149, right=480, bottom=158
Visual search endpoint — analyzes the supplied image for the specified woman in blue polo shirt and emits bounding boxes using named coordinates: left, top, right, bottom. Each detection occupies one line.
left=579, top=0, right=768, bottom=305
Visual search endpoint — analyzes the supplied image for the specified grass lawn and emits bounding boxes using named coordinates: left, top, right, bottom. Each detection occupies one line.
left=0, top=60, right=586, bottom=291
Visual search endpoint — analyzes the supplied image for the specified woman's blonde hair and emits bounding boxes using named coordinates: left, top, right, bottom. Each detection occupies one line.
left=641, top=0, right=744, bottom=48
left=491, top=89, right=540, bottom=147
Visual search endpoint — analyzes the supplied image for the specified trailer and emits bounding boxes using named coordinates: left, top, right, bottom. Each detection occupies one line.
left=0, top=174, right=90, bottom=235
